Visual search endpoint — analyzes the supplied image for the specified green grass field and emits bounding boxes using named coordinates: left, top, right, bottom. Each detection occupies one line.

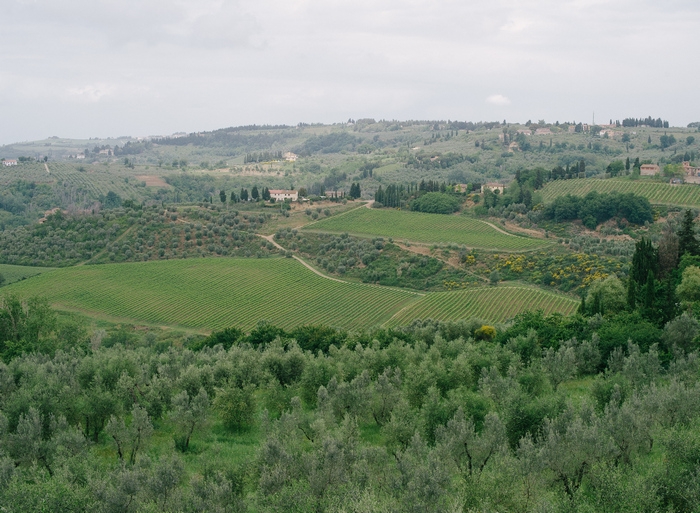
left=304, top=207, right=549, bottom=251
left=2, top=258, right=577, bottom=330
left=386, top=286, right=579, bottom=326
left=0, top=263, right=55, bottom=286
left=3, top=258, right=420, bottom=331
left=540, top=178, right=700, bottom=207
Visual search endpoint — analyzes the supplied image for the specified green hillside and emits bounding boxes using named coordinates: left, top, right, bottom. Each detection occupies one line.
left=3, top=258, right=420, bottom=331
left=3, top=258, right=578, bottom=330
left=386, top=286, right=579, bottom=326
left=0, top=263, right=55, bottom=286
left=304, top=207, right=549, bottom=251
left=540, top=178, right=700, bottom=207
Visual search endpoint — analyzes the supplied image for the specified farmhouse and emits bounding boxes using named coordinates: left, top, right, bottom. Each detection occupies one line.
left=683, top=161, right=700, bottom=184
left=481, top=183, right=506, bottom=194
left=682, top=161, right=700, bottom=176
left=2, top=159, right=18, bottom=166
left=283, top=152, right=298, bottom=162
left=534, top=128, right=552, bottom=135
left=269, top=189, right=298, bottom=202
left=640, top=164, right=660, bottom=176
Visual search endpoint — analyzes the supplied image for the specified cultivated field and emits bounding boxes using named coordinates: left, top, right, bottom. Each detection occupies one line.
left=540, top=178, right=700, bottom=207
left=3, top=258, right=578, bottom=330
left=304, top=207, right=549, bottom=251
left=0, top=264, right=55, bottom=286
left=4, top=258, right=421, bottom=331
left=386, top=286, right=579, bottom=326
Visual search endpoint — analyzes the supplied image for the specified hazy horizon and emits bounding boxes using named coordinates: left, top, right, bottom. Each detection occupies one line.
left=2, top=0, right=698, bottom=145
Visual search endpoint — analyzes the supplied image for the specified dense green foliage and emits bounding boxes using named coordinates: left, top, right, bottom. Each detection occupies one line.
left=0, top=204, right=278, bottom=267
left=543, top=191, right=653, bottom=228
left=1, top=301, right=700, bottom=511
left=275, top=230, right=479, bottom=290
left=410, top=192, right=462, bottom=214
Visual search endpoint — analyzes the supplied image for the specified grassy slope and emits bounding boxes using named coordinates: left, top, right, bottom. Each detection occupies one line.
left=3, top=258, right=578, bottom=330
left=304, top=207, right=549, bottom=251
left=3, top=257, right=421, bottom=331
left=540, top=178, right=700, bottom=207
left=0, top=263, right=55, bottom=286
left=386, top=286, right=579, bottom=326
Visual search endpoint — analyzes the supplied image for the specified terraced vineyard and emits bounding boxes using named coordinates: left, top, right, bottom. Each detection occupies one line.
left=305, top=207, right=548, bottom=251
left=541, top=178, right=700, bottom=207
left=3, top=258, right=421, bottom=331
left=386, top=286, right=579, bottom=326
left=0, top=264, right=55, bottom=286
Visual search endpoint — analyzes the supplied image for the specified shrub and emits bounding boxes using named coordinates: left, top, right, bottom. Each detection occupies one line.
left=410, top=192, right=461, bottom=214
left=214, top=384, right=256, bottom=432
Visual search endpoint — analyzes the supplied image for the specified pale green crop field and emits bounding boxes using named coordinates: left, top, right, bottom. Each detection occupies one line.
left=3, top=258, right=578, bottom=330
left=386, top=286, right=579, bottom=326
left=304, top=207, right=549, bottom=251
left=0, top=263, right=55, bottom=286
left=3, top=258, right=420, bottom=331
left=540, top=178, right=700, bottom=207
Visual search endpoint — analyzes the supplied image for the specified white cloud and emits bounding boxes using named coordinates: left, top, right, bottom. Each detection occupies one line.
left=68, top=84, right=116, bottom=103
left=486, top=94, right=511, bottom=106
left=0, top=0, right=699, bottom=143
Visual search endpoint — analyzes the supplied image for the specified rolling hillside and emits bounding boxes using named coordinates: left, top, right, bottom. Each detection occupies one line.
left=4, top=257, right=577, bottom=330
left=304, top=207, right=549, bottom=251
left=540, top=178, right=700, bottom=207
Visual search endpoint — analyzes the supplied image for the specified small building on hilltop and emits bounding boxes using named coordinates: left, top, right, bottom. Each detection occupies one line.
left=534, top=128, right=552, bottom=135
left=481, top=183, right=506, bottom=194
left=2, top=159, right=18, bottom=166
left=283, top=152, right=298, bottom=162
left=640, top=164, right=660, bottom=176
left=269, top=189, right=298, bottom=202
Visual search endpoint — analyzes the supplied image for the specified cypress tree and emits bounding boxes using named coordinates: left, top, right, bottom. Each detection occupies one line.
left=626, top=278, right=636, bottom=310
left=578, top=295, right=587, bottom=315
left=644, top=270, right=655, bottom=311
left=678, top=209, right=699, bottom=256
left=631, top=238, right=658, bottom=285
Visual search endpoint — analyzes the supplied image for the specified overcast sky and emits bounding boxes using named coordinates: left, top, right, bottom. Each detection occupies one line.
left=1, top=0, right=698, bottom=144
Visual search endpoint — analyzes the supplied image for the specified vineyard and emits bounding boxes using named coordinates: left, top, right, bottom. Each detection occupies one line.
left=3, top=257, right=421, bottom=331
left=386, top=286, right=579, bottom=326
left=3, top=257, right=579, bottom=330
left=0, top=162, right=53, bottom=185
left=541, top=178, right=700, bottom=207
left=304, top=207, right=549, bottom=251
left=48, top=162, right=151, bottom=200
left=0, top=264, right=54, bottom=285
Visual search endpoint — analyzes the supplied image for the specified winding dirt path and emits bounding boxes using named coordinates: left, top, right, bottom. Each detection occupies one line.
left=258, top=234, right=346, bottom=283
left=257, top=233, right=425, bottom=295
left=479, top=219, right=519, bottom=236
